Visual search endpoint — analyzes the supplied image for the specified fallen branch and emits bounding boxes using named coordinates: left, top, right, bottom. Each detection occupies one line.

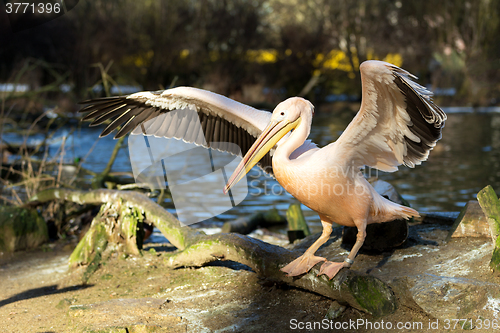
left=30, top=188, right=396, bottom=316
left=30, top=188, right=192, bottom=249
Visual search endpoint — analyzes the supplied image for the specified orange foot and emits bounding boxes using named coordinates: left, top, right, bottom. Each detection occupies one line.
left=318, top=261, right=349, bottom=279
left=281, top=254, right=326, bottom=277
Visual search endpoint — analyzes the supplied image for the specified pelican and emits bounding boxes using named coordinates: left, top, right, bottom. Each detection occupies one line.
left=80, top=60, right=446, bottom=279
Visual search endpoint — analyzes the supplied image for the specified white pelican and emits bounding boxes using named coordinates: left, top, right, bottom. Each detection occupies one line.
left=80, top=60, right=446, bottom=279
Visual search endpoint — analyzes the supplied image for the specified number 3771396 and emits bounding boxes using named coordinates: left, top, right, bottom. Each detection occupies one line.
left=443, top=318, right=499, bottom=330
left=5, top=2, right=61, bottom=14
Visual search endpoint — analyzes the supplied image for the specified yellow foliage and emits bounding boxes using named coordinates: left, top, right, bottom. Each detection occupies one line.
left=382, top=53, right=403, bottom=67
left=180, top=49, right=190, bottom=59
left=320, top=50, right=353, bottom=72
left=174, top=46, right=403, bottom=70
left=247, top=49, right=278, bottom=63
left=122, top=50, right=154, bottom=68
left=314, top=49, right=404, bottom=75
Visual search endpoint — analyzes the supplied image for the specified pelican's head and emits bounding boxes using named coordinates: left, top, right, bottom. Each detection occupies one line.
left=223, top=97, right=314, bottom=194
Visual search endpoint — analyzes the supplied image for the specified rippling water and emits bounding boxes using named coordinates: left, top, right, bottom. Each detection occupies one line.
left=3, top=108, right=500, bottom=232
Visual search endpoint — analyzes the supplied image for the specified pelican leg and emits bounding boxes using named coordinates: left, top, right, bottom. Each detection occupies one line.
left=319, top=221, right=367, bottom=279
left=281, top=221, right=332, bottom=277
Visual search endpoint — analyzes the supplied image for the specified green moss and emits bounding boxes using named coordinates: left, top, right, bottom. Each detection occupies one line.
left=0, top=205, right=48, bottom=252
left=477, top=185, right=500, bottom=272
left=120, top=205, right=144, bottom=253
left=347, top=275, right=396, bottom=317
left=491, top=247, right=500, bottom=271
left=83, top=239, right=107, bottom=284
left=69, top=221, right=108, bottom=267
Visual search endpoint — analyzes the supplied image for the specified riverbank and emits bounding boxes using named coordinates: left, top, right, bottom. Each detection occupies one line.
left=1, top=219, right=498, bottom=332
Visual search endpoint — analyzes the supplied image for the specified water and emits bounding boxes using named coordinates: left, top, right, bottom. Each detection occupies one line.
left=3, top=108, right=500, bottom=232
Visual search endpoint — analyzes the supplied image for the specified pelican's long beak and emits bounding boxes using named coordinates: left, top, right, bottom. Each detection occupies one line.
left=223, top=117, right=301, bottom=194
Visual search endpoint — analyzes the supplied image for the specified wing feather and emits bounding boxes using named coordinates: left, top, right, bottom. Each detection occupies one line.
left=331, top=60, right=446, bottom=172
left=79, top=86, right=275, bottom=174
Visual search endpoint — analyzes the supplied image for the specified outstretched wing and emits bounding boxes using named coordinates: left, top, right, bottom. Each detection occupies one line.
left=79, top=86, right=274, bottom=174
left=330, top=60, right=446, bottom=172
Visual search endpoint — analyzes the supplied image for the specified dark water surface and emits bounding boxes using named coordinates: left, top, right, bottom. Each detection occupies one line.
left=3, top=108, right=500, bottom=232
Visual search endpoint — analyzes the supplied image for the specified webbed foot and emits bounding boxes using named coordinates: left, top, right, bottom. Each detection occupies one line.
left=281, top=254, right=326, bottom=277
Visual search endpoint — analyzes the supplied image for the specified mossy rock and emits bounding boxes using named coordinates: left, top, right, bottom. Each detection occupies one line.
left=339, top=272, right=397, bottom=317
left=477, top=185, right=500, bottom=272
left=0, top=205, right=48, bottom=252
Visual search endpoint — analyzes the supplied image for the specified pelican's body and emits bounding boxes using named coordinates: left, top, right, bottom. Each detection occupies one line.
left=80, top=60, right=446, bottom=279
left=274, top=146, right=413, bottom=228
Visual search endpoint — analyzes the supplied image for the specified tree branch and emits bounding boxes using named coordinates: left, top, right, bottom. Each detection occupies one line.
left=30, top=188, right=396, bottom=316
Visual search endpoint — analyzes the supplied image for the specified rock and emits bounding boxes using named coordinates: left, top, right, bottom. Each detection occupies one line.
left=339, top=271, right=397, bottom=317
left=447, top=200, right=490, bottom=240
left=392, top=274, right=500, bottom=321
left=324, top=300, right=346, bottom=320
left=0, top=205, right=48, bottom=252
left=342, top=219, right=408, bottom=252
left=477, top=185, right=500, bottom=272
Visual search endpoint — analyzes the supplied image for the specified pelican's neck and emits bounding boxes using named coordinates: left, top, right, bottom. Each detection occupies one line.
left=275, top=116, right=311, bottom=161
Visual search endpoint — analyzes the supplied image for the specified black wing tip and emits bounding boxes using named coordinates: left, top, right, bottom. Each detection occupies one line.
left=78, top=95, right=130, bottom=104
left=392, top=72, right=447, bottom=125
left=391, top=68, right=448, bottom=166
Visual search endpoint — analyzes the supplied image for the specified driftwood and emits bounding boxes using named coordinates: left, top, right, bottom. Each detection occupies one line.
left=31, top=188, right=396, bottom=316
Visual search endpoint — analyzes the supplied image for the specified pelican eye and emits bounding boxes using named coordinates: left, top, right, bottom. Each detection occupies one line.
left=280, top=112, right=285, bottom=116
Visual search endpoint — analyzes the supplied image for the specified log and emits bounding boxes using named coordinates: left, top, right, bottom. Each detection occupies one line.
left=163, top=232, right=396, bottom=317
left=477, top=185, right=500, bottom=272
left=67, top=199, right=145, bottom=282
left=221, top=208, right=286, bottom=234
left=30, top=188, right=396, bottom=316
left=30, top=188, right=194, bottom=250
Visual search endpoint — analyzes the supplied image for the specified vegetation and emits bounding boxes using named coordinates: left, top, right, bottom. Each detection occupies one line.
left=1, top=0, right=499, bottom=107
